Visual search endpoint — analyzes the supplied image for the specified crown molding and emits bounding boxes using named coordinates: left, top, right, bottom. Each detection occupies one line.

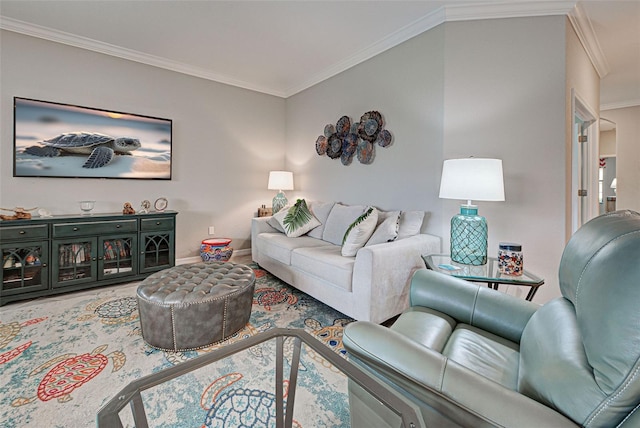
left=601, top=99, right=640, bottom=111
left=567, top=2, right=610, bottom=78
left=0, top=16, right=288, bottom=97
left=285, top=4, right=447, bottom=96
left=444, top=0, right=575, bottom=21
left=0, top=1, right=607, bottom=98
left=286, top=1, right=578, bottom=96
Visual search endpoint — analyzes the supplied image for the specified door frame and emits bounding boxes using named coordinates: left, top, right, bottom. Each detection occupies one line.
left=571, top=88, right=599, bottom=233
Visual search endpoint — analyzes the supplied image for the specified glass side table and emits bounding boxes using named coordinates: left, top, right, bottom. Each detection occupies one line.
left=422, top=254, right=544, bottom=301
left=97, top=328, right=424, bottom=428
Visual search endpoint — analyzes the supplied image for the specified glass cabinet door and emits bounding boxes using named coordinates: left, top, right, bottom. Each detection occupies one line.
left=1, top=241, right=49, bottom=296
left=99, top=234, right=137, bottom=280
left=139, top=231, right=174, bottom=274
left=52, top=238, right=97, bottom=288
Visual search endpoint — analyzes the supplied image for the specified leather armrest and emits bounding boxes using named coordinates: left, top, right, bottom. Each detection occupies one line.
left=344, top=321, right=447, bottom=389
left=410, top=269, right=539, bottom=343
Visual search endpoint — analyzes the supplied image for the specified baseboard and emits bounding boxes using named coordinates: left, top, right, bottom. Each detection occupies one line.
left=176, top=256, right=201, bottom=265
left=176, top=248, right=251, bottom=266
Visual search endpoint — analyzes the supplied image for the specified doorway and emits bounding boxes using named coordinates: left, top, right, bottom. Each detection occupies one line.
left=571, top=89, right=598, bottom=233
left=599, top=118, right=617, bottom=215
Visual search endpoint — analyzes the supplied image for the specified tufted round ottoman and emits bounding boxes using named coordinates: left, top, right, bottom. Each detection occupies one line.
left=136, top=262, right=256, bottom=351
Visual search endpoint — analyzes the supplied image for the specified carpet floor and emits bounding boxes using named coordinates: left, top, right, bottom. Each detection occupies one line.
left=0, top=264, right=354, bottom=427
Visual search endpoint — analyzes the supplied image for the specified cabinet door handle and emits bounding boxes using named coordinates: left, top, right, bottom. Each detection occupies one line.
left=116, top=224, right=121, bottom=228
left=42, top=263, right=47, bottom=267
left=156, top=221, right=161, bottom=225
left=19, top=230, right=26, bottom=234
left=73, top=227, right=79, bottom=231
left=98, top=256, right=103, bottom=260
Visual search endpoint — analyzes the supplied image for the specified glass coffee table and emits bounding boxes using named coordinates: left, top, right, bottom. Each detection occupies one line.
left=422, top=254, right=544, bottom=301
left=97, top=328, right=424, bottom=428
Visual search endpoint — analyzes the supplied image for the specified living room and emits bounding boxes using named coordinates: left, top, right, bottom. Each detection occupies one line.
left=1, top=1, right=640, bottom=425
left=4, top=1, right=638, bottom=306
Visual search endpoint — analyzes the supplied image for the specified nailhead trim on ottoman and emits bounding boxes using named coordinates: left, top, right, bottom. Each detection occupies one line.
left=136, top=262, right=256, bottom=351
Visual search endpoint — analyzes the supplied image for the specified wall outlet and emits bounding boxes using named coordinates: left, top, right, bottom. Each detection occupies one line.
left=208, top=226, right=215, bottom=235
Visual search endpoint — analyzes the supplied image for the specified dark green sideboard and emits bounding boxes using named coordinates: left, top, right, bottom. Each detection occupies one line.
left=0, top=211, right=177, bottom=306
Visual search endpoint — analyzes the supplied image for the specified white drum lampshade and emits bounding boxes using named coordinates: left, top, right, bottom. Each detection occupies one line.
left=268, top=171, right=294, bottom=214
left=439, top=158, right=505, bottom=265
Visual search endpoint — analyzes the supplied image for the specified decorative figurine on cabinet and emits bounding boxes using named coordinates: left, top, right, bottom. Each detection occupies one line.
left=122, top=202, right=136, bottom=215
left=0, top=207, right=37, bottom=220
left=140, top=200, right=151, bottom=214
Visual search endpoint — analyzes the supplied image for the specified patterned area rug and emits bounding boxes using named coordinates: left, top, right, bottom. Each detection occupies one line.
left=0, top=264, right=354, bottom=427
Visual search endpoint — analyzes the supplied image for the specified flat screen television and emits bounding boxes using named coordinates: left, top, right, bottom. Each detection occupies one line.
left=14, top=97, right=172, bottom=180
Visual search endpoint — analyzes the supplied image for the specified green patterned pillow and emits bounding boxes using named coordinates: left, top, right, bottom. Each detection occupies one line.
left=274, top=199, right=321, bottom=237
left=341, top=207, right=378, bottom=256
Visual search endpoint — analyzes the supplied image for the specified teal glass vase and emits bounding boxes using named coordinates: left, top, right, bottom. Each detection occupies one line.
left=450, top=205, right=488, bottom=265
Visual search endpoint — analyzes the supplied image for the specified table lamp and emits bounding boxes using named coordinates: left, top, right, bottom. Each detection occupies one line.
left=268, top=171, right=294, bottom=214
left=439, top=158, right=505, bottom=265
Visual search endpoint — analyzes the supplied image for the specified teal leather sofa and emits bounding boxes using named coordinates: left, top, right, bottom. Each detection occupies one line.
left=343, top=210, right=640, bottom=427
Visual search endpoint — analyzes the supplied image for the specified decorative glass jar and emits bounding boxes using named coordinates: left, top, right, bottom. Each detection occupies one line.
left=498, top=242, right=523, bottom=276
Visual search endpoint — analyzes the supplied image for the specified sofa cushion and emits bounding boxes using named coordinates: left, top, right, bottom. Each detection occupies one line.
left=342, top=207, right=378, bottom=256
left=397, top=210, right=425, bottom=239
left=290, top=246, right=355, bottom=292
left=322, top=203, right=366, bottom=245
left=273, top=199, right=321, bottom=238
left=255, top=233, right=332, bottom=265
left=307, top=201, right=336, bottom=239
left=366, top=210, right=400, bottom=246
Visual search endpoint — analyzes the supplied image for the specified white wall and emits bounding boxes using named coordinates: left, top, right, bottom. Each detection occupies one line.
left=285, top=25, right=446, bottom=238
left=0, top=30, right=286, bottom=259
left=601, top=106, right=640, bottom=212
left=600, top=129, right=616, bottom=156
left=287, top=16, right=573, bottom=303
left=565, top=16, right=601, bottom=240
left=442, top=17, right=568, bottom=303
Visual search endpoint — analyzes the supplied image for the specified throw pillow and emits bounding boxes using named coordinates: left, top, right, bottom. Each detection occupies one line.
left=267, top=211, right=286, bottom=233
left=274, top=199, right=321, bottom=238
left=341, top=207, right=378, bottom=257
left=397, top=211, right=425, bottom=239
left=306, top=201, right=336, bottom=239
left=322, top=203, right=366, bottom=245
left=365, top=210, right=400, bottom=246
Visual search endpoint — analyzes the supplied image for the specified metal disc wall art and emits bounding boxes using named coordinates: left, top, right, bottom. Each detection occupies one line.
left=314, top=111, right=392, bottom=165
left=327, top=134, right=342, bottom=159
left=358, top=111, right=382, bottom=142
left=315, top=135, right=327, bottom=155
left=356, top=139, right=375, bottom=164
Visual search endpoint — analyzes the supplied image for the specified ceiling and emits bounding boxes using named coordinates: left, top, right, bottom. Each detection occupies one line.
left=1, top=1, right=638, bottom=107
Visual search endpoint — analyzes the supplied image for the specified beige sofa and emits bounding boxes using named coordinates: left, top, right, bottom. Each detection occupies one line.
left=251, top=201, right=440, bottom=323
